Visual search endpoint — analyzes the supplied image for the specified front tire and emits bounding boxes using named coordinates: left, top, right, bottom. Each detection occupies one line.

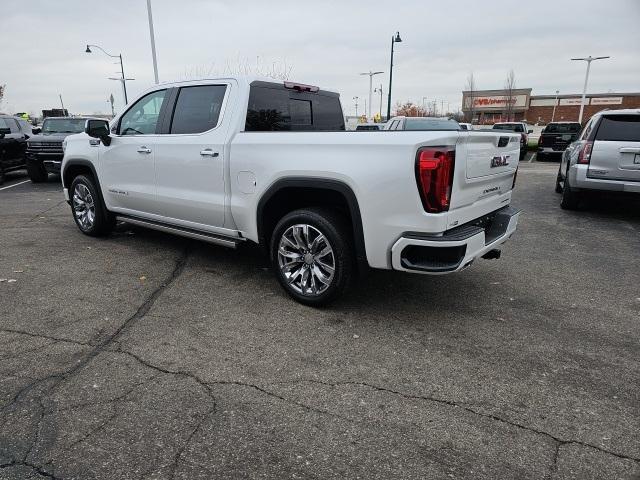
left=26, top=159, right=48, bottom=183
left=270, top=208, right=353, bottom=306
left=69, top=174, right=115, bottom=236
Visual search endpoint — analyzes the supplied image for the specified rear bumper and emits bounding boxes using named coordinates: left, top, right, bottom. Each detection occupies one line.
left=570, top=164, right=640, bottom=193
left=390, top=206, right=520, bottom=274
left=538, top=147, right=565, bottom=154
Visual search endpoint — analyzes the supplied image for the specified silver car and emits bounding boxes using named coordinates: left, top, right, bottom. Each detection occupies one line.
left=556, top=109, right=640, bottom=209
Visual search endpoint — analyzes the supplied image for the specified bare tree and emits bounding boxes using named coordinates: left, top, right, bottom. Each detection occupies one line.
left=394, top=101, right=428, bottom=117
left=503, top=69, right=516, bottom=122
left=182, top=56, right=293, bottom=81
left=465, top=72, right=476, bottom=123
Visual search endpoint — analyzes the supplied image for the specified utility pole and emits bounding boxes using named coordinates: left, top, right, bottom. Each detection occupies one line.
left=146, top=0, right=159, bottom=83
left=108, top=93, right=115, bottom=117
left=359, top=70, right=384, bottom=120
left=353, top=96, right=359, bottom=117
left=571, top=55, right=610, bottom=124
left=59, top=94, right=65, bottom=112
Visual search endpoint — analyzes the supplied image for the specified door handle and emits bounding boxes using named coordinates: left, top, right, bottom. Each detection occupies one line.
left=137, top=146, right=152, bottom=154
left=620, top=147, right=640, bottom=154
left=200, top=149, right=219, bottom=157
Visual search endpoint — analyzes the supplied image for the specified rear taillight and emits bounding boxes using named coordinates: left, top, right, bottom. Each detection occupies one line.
left=577, top=141, right=593, bottom=164
left=415, top=146, right=455, bottom=213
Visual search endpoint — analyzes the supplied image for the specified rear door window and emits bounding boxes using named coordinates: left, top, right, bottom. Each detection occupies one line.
left=245, top=83, right=344, bottom=132
left=170, top=85, right=227, bottom=134
left=594, top=115, right=640, bottom=142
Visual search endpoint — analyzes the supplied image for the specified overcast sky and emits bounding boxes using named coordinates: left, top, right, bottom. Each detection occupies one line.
left=1, top=0, right=639, bottom=117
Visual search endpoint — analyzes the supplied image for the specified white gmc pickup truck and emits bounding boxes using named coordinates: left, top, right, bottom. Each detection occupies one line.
left=61, top=77, right=521, bottom=305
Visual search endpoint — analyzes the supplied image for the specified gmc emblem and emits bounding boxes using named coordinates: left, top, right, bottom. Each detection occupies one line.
left=491, top=155, right=510, bottom=168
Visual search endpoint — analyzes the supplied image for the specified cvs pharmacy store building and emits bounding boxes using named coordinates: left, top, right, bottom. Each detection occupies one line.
left=462, top=89, right=640, bottom=125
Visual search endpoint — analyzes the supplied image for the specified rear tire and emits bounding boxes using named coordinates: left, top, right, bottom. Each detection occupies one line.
left=555, top=166, right=563, bottom=193
left=560, top=172, right=581, bottom=210
left=270, top=207, right=353, bottom=306
left=27, top=160, right=48, bottom=183
left=0, top=163, right=5, bottom=186
left=69, top=174, right=115, bottom=236
left=537, top=152, right=545, bottom=162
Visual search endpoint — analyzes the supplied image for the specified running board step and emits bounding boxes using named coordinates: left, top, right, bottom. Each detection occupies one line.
left=116, top=216, right=242, bottom=249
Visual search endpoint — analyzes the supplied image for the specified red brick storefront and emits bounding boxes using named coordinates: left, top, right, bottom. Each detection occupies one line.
left=462, top=90, right=640, bottom=125
left=526, top=93, right=640, bottom=124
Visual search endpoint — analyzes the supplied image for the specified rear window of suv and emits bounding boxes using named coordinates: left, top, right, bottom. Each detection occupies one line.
left=245, top=82, right=345, bottom=132
left=544, top=123, right=581, bottom=133
left=595, top=115, right=640, bottom=142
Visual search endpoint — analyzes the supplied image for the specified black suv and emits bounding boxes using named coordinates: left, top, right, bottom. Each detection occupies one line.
left=537, top=122, right=582, bottom=161
left=26, top=117, right=94, bottom=182
left=0, top=115, right=35, bottom=185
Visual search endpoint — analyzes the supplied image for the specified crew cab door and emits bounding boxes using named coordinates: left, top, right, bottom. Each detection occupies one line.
left=99, top=88, right=169, bottom=216
left=153, top=82, right=231, bottom=229
left=589, top=114, right=640, bottom=182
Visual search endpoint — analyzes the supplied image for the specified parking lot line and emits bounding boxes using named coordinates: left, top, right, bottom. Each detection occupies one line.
left=0, top=180, right=30, bottom=191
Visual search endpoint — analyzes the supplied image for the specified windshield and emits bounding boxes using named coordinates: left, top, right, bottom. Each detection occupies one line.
left=404, top=118, right=460, bottom=131
left=493, top=123, right=524, bottom=132
left=42, top=118, right=86, bottom=134
left=544, top=123, right=581, bottom=133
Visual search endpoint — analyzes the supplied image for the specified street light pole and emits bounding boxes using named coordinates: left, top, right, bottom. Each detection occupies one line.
left=360, top=70, right=384, bottom=120
left=571, top=55, right=610, bottom=124
left=146, top=0, right=160, bottom=84
left=374, top=85, right=384, bottom=119
left=353, top=96, right=359, bottom=117
left=386, top=32, right=402, bottom=121
left=551, top=89, right=559, bottom=122
left=86, top=44, right=133, bottom=105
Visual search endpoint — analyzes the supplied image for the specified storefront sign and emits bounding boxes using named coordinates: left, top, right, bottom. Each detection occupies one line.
left=530, top=98, right=557, bottom=107
left=590, top=97, right=623, bottom=105
left=467, top=94, right=528, bottom=110
left=559, top=98, right=584, bottom=106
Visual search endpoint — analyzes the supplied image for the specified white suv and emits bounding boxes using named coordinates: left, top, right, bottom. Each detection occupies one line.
left=556, top=109, right=640, bottom=209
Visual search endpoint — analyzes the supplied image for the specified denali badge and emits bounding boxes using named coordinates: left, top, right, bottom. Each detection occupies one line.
left=491, top=155, right=510, bottom=168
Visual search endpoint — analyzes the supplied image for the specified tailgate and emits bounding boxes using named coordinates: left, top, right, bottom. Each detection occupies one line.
left=540, top=132, right=578, bottom=150
left=448, top=131, right=520, bottom=215
left=589, top=114, right=640, bottom=182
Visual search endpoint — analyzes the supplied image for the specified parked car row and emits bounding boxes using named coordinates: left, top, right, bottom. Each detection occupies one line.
left=0, top=115, right=97, bottom=185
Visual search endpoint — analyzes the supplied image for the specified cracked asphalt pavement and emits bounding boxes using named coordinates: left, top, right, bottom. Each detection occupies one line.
left=0, top=161, right=639, bottom=479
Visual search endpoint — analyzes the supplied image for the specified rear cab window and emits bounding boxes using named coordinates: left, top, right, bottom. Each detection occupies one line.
left=493, top=123, right=524, bottom=133
left=544, top=123, right=582, bottom=134
left=245, top=81, right=345, bottom=132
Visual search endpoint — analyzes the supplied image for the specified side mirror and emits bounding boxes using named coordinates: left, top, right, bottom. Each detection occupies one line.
left=85, top=119, right=111, bottom=146
left=32, top=127, right=41, bottom=135
left=0, top=127, right=10, bottom=139
left=528, top=129, right=533, bottom=134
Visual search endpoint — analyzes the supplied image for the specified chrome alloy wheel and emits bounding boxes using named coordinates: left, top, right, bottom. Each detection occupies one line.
left=72, top=183, right=96, bottom=230
left=277, top=224, right=335, bottom=296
